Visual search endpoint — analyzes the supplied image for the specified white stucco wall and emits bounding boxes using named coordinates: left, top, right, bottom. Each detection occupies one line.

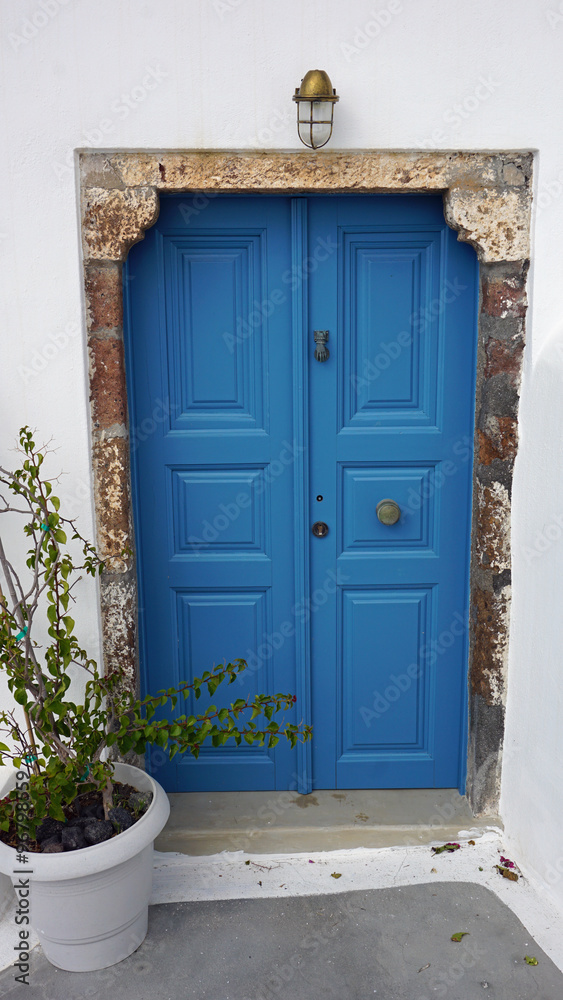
left=1, top=0, right=562, bottom=913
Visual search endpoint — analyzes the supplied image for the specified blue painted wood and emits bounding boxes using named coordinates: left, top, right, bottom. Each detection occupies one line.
left=124, top=195, right=299, bottom=791
left=307, top=196, right=477, bottom=790
left=124, top=193, right=477, bottom=792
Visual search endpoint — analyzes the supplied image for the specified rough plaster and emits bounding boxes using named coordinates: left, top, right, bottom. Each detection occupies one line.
left=79, top=150, right=532, bottom=816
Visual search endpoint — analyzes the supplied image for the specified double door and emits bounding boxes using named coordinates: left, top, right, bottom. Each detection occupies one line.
left=124, top=193, right=477, bottom=792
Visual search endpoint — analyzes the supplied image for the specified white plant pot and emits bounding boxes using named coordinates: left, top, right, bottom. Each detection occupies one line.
left=0, top=762, right=170, bottom=973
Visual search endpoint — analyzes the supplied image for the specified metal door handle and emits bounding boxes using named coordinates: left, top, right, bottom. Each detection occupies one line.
left=314, top=330, right=329, bottom=362
left=376, top=499, right=401, bottom=525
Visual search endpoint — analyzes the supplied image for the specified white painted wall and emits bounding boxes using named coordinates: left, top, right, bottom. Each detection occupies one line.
left=1, top=0, right=563, bottom=915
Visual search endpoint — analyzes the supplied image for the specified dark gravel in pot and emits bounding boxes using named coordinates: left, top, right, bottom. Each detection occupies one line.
left=108, top=807, right=134, bottom=833
left=84, top=820, right=115, bottom=845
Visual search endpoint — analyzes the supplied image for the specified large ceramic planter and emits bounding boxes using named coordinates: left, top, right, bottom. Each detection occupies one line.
left=0, top=762, right=170, bottom=972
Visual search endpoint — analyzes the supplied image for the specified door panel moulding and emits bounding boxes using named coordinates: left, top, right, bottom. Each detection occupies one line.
left=79, top=149, right=533, bottom=815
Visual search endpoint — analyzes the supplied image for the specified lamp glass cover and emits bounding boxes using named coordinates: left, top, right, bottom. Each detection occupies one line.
left=297, top=99, right=333, bottom=149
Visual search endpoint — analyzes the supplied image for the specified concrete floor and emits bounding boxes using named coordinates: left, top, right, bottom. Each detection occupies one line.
left=154, top=788, right=500, bottom=855
left=1, top=882, right=561, bottom=999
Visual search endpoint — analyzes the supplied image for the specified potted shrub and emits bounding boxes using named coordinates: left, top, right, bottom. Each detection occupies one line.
left=0, top=428, right=311, bottom=974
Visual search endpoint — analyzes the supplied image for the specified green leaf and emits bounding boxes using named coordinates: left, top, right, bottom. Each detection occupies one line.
left=330, top=873, right=342, bottom=879
left=451, top=932, right=469, bottom=942
left=524, top=956, right=538, bottom=966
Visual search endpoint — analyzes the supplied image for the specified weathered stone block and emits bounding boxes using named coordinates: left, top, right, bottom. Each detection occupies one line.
left=89, top=337, right=128, bottom=430
left=92, top=437, right=132, bottom=572
left=85, top=264, right=123, bottom=332
left=83, top=186, right=159, bottom=262
left=476, top=482, right=510, bottom=574
left=444, top=187, right=530, bottom=262
left=484, top=337, right=524, bottom=383
left=478, top=416, right=517, bottom=465
left=471, top=587, right=509, bottom=705
left=99, top=571, right=137, bottom=696
left=481, top=274, right=527, bottom=318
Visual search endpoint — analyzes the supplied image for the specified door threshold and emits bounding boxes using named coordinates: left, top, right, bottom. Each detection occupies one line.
left=154, top=788, right=501, bottom=856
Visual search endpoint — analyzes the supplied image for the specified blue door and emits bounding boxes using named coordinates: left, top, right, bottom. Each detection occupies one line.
left=124, top=193, right=477, bottom=792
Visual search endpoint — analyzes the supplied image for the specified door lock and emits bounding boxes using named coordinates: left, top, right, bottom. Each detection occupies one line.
left=312, top=521, right=329, bottom=537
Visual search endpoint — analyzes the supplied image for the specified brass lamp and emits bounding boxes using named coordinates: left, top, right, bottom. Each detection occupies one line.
left=293, top=70, right=339, bottom=149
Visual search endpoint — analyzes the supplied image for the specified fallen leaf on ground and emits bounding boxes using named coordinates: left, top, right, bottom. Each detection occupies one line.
left=431, top=867, right=437, bottom=873
left=331, top=872, right=342, bottom=879
left=525, top=956, right=538, bottom=965
left=468, top=839, right=475, bottom=846
left=451, top=932, right=469, bottom=942
left=432, top=843, right=460, bottom=855
left=496, top=865, right=518, bottom=881
left=308, top=859, right=315, bottom=863
left=478, top=867, right=484, bottom=871
left=245, top=860, right=250, bottom=865
left=418, top=963, right=431, bottom=973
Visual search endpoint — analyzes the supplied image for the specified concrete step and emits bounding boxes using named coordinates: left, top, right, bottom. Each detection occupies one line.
left=154, top=788, right=501, bottom=855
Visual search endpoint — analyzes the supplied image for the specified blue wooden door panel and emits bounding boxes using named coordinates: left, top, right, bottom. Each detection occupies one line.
left=124, top=193, right=478, bottom=793
left=307, top=196, right=477, bottom=790
left=124, top=195, right=299, bottom=791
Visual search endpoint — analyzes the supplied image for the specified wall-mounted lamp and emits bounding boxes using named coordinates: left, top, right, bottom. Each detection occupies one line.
left=293, top=70, right=339, bottom=150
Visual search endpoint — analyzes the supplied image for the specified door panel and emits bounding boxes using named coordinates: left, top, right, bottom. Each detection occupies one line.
left=124, top=193, right=477, bottom=793
left=125, top=196, right=298, bottom=791
left=307, top=197, right=477, bottom=789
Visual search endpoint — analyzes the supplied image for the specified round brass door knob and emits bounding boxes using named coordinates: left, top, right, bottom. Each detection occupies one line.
left=312, top=521, right=329, bottom=537
left=376, top=499, right=401, bottom=526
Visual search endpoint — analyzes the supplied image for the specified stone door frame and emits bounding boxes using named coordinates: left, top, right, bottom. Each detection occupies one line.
left=80, top=149, right=532, bottom=814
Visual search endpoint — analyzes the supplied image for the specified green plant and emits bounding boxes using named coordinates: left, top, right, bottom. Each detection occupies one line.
left=0, top=428, right=312, bottom=837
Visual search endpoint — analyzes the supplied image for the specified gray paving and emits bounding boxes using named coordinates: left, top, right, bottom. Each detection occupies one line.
left=0, top=882, right=561, bottom=999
